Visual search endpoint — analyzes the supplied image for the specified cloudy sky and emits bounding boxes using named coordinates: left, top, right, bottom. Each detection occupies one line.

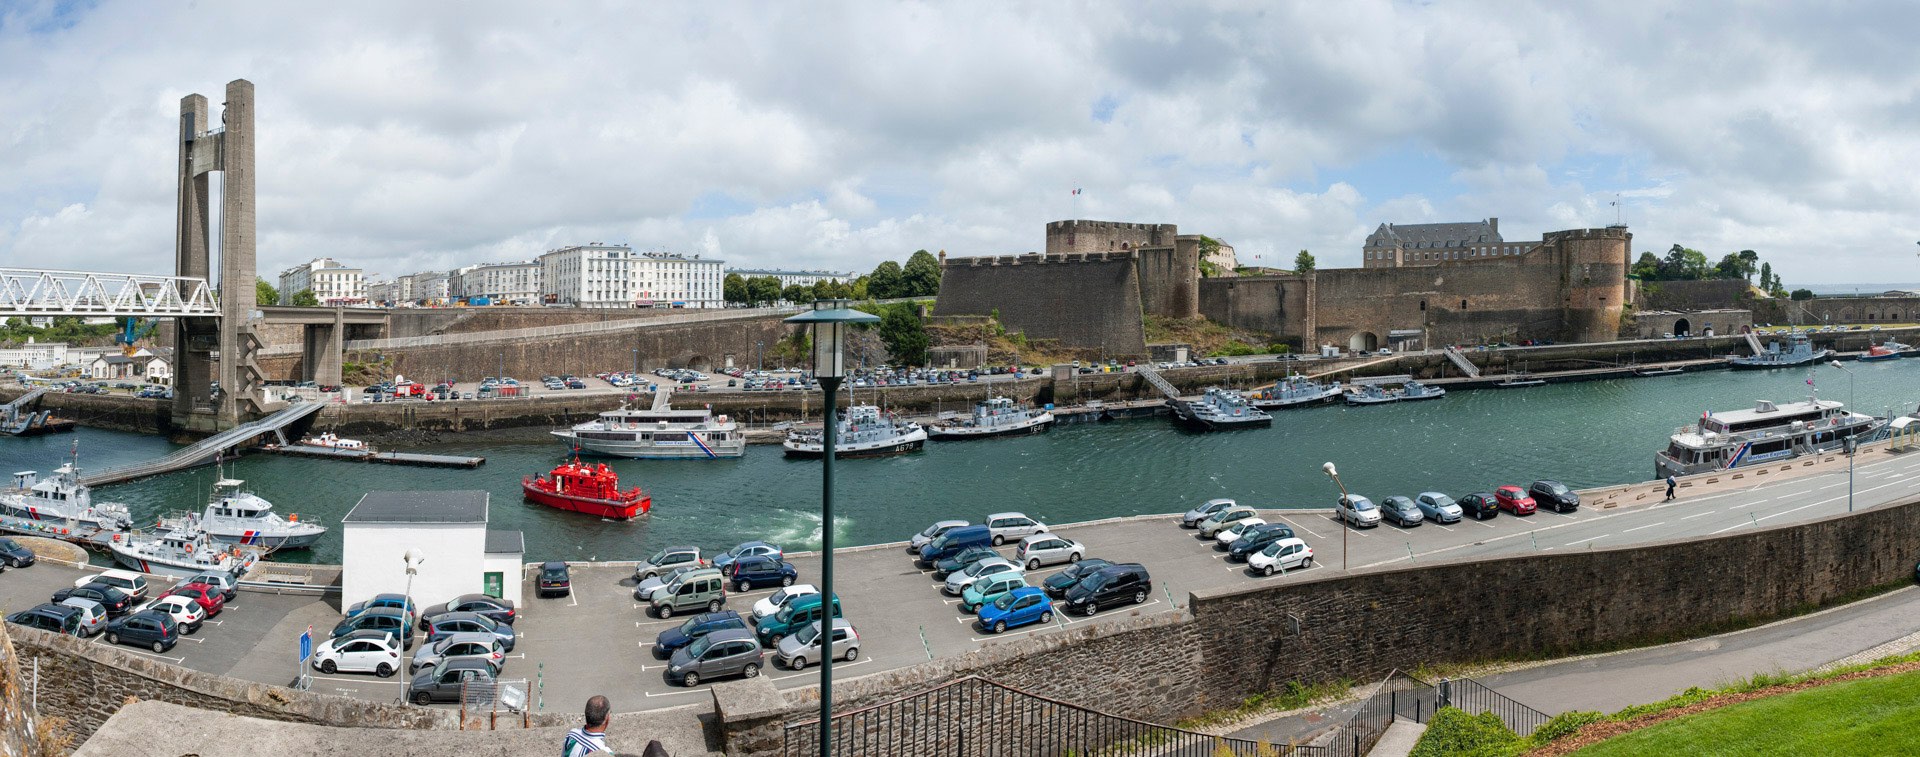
left=2, top=1, right=1917, bottom=286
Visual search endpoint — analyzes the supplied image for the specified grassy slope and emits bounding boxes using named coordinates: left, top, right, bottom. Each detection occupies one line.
left=1572, top=669, right=1920, bottom=757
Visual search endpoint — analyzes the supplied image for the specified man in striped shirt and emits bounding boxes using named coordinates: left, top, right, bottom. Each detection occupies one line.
left=562, top=695, right=612, bottom=756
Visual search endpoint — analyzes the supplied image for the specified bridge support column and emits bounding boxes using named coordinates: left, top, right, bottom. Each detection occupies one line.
left=302, top=311, right=344, bottom=387
left=172, top=79, right=260, bottom=431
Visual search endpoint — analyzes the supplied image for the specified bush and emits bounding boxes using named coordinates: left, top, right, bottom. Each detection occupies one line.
left=1409, top=708, right=1523, bottom=757
left=1267, top=344, right=1290, bottom=354
left=1532, top=710, right=1604, bottom=742
left=1210, top=340, right=1259, bottom=357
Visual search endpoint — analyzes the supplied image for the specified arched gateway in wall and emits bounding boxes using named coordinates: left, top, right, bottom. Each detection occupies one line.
left=1348, top=332, right=1379, bottom=353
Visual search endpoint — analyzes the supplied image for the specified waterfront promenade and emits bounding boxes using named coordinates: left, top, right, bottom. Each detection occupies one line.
left=2, top=440, right=1914, bottom=717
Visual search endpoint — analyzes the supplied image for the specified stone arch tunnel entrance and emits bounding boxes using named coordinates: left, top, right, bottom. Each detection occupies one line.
left=1673, top=318, right=1691, bottom=336
left=1348, top=332, right=1379, bottom=353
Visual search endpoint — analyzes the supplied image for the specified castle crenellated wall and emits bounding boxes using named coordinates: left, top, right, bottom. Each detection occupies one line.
left=1044, top=220, right=1176, bottom=255
left=934, top=252, right=1150, bottom=357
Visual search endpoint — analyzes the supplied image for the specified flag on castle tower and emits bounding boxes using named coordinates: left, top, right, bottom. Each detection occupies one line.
left=1071, top=188, right=1081, bottom=195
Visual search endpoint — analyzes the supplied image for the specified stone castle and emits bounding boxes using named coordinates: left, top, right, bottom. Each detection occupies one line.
left=935, top=218, right=1631, bottom=356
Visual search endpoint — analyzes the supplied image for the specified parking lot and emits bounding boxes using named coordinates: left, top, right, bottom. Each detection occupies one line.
left=4, top=446, right=1916, bottom=715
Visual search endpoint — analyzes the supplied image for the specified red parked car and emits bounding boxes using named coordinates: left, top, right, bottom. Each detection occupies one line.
left=1494, top=486, right=1537, bottom=516
left=165, top=582, right=226, bottom=618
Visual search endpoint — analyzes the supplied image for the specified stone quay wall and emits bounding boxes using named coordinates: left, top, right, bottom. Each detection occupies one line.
left=9, top=625, right=456, bottom=742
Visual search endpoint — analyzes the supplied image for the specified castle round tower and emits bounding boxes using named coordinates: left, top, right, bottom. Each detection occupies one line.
left=1544, top=226, right=1631, bottom=343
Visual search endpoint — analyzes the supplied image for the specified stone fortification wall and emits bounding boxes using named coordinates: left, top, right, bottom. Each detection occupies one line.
left=1798, top=295, right=1920, bottom=325
left=1135, top=242, right=1201, bottom=319
left=934, top=253, right=1149, bottom=358
left=1198, top=274, right=1313, bottom=347
left=370, top=314, right=795, bottom=382
left=1638, top=279, right=1755, bottom=311
left=1045, top=219, right=1176, bottom=255
left=9, top=626, right=453, bottom=742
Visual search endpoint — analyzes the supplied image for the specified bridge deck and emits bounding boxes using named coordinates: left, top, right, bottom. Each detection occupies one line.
left=78, top=402, right=323, bottom=487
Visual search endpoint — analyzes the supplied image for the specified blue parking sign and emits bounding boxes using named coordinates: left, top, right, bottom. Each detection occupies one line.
left=299, top=625, right=313, bottom=663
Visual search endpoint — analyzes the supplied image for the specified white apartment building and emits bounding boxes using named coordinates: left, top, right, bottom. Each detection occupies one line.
left=454, top=260, right=542, bottom=304
left=403, top=271, right=452, bottom=305
left=365, top=279, right=396, bottom=305
left=540, top=244, right=637, bottom=308
left=278, top=258, right=367, bottom=306
left=634, top=251, right=724, bottom=308
left=724, top=268, right=853, bottom=288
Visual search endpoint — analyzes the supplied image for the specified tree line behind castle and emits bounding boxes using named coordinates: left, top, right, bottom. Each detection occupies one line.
left=722, top=250, right=942, bottom=306
left=1631, top=245, right=1814, bottom=300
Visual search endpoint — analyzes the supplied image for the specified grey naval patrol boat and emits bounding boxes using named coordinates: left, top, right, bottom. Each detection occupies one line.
left=784, top=405, right=929, bottom=458
left=928, top=396, right=1054, bottom=440
left=1248, top=375, right=1343, bottom=410
left=1730, top=331, right=1831, bottom=370
left=1174, top=388, right=1273, bottom=431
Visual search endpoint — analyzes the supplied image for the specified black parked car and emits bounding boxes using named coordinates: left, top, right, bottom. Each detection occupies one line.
left=1063, top=563, right=1152, bottom=617
left=53, top=583, right=134, bottom=617
left=1458, top=492, right=1500, bottom=520
left=0, top=538, right=35, bottom=568
left=1043, top=558, right=1112, bottom=598
left=1226, top=524, right=1297, bottom=561
left=537, top=561, right=571, bottom=598
left=421, top=593, right=517, bottom=626
left=652, top=611, right=748, bottom=659
left=1529, top=480, right=1581, bottom=513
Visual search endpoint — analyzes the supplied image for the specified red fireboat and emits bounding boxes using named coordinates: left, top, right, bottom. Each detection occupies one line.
left=522, top=459, right=651, bottom=519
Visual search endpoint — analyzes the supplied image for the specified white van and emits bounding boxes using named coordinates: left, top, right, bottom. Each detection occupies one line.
left=74, top=569, right=150, bottom=601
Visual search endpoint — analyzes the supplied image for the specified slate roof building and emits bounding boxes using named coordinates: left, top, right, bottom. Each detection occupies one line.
left=1363, top=218, right=1542, bottom=268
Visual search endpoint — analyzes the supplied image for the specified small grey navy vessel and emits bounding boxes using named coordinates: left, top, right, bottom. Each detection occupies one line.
left=160, top=479, right=326, bottom=550
left=1174, top=388, right=1273, bottom=431
left=1345, top=380, right=1447, bottom=406
left=552, top=405, right=747, bottom=459
left=1730, top=331, right=1831, bottom=370
left=784, top=405, right=929, bottom=458
left=1655, top=397, right=1883, bottom=479
left=928, top=396, right=1054, bottom=440
left=1248, top=375, right=1343, bottom=410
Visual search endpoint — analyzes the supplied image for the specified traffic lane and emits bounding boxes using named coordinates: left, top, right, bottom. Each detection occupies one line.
left=1480, top=586, right=1920, bottom=715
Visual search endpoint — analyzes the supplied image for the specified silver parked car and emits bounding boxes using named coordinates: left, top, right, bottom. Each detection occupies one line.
left=665, top=628, right=763, bottom=687
left=410, top=631, right=506, bottom=674
left=1015, top=533, right=1085, bottom=570
left=633, top=564, right=704, bottom=602
left=775, top=618, right=859, bottom=670
left=909, top=520, right=970, bottom=553
left=1180, top=498, right=1237, bottom=528
left=633, top=546, right=705, bottom=581
left=1197, top=506, right=1258, bottom=538
left=1414, top=492, right=1464, bottom=524
left=985, top=512, right=1048, bottom=546
left=59, top=598, right=107, bottom=637
left=944, top=557, right=1017, bottom=596
left=1336, top=495, right=1382, bottom=528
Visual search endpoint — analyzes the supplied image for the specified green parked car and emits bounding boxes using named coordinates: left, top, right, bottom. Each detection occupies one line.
left=961, top=572, right=1029, bottom=614
left=755, top=593, right=841, bottom=647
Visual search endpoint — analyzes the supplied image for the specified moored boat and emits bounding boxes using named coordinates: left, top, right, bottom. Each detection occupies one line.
left=1857, top=340, right=1910, bottom=363
left=1174, top=388, right=1273, bottom=431
left=1730, top=331, right=1831, bottom=370
left=927, top=396, right=1054, bottom=440
left=109, top=526, right=256, bottom=579
left=1400, top=380, right=1447, bottom=401
left=1654, top=397, right=1884, bottom=479
left=784, top=405, right=928, bottom=458
left=300, top=432, right=367, bottom=450
left=0, top=462, right=133, bottom=532
left=551, top=405, right=746, bottom=459
left=523, top=459, right=651, bottom=519
left=160, top=479, right=326, bottom=549
left=1248, top=375, right=1343, bottom=410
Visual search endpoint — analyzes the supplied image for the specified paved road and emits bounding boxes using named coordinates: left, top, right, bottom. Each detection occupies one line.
left=4, top=446, right=1917, bottom=715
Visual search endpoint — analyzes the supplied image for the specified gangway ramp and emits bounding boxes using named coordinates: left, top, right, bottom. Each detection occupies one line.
left=652, top=385, right=673, bottom=411
left=1, top=387, right=48, bottom=423
left=1745, top=331, right=1766, bottom=356
left=1443, top=346, right=1482, bottom=378
left=1134, top=366, right=1182, bottom=400
left=79, top=402, right=323, bottom=486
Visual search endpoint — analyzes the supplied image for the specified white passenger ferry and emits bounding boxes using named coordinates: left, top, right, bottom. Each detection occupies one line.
left=1654, top=397, right=1883, bottom=478
left=551, top=406, right=747, bottom=459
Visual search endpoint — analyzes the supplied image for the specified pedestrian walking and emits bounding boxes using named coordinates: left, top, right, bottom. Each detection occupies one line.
left=563, top=695, right=613, bottom=756
left=1665, top=475, right=1677, bottom=501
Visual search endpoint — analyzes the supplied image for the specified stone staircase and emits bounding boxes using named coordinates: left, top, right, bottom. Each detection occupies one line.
left=1442, top=346, right=1481, bottom=378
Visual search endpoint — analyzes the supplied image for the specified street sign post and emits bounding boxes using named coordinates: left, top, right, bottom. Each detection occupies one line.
left=294, top=625, right=314, bottom=691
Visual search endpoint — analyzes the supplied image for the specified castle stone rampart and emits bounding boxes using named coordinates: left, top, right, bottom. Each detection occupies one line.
left=935, top=252, right=1149, bottom=357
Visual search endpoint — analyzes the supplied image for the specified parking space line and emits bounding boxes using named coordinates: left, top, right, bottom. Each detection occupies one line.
left=1680, top=510, right=1718, bottom=520
left=1620, top=521, right=1666, bottom=533
left=307, top=673, right=401, bottom=686
left=1561, top=535, right=1607, bottom=547
left=1276, top=515, right=1325, bottom=539
left=643, top=687, right=711, bottom=698
left=770, top=656, right=874, bottom=681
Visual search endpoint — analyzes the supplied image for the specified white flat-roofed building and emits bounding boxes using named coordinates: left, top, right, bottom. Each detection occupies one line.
left=724, top=268, right=853, bottom=289
left=278, top=258, right=367, bottom=306
left=404, top=271, right=452, bottom=305
left=340, top=490, right=525, bottom=612
left=0, top=340, right=68, bottom=368
left=634, top=251, right=724, bottom=308
left=540, top=244, right=636, bottom=308
left=454, top=260, right=542, bottom=304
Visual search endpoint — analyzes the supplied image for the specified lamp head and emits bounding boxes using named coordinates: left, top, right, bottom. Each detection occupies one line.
left=1322, top=462, right=1338, bottom=477
left=1829, top=360, right=1843, bottom=369
left=403, top=548, right=425, bottom=567
left=783, top=299, right=879, bottom=380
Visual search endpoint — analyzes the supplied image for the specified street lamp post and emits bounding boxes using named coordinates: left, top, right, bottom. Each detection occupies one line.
left=757, top=340, right=765, bottom=372
left=1322, top=462, right=1350, bottom=572
left=400, top=548, right=424, bottom=705
left=785, top=299, right=878, bottom=756
left=1829, top=360, right=1857, bottom=512
left=632, top=348, right=640, bottom=376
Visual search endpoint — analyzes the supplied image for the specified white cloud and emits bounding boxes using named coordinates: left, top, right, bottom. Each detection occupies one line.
left=0, top=1, right=1915, bottom=285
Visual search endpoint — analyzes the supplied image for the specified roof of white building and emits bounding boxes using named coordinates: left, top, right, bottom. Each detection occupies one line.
left=343, top=490, right=489, bottom=525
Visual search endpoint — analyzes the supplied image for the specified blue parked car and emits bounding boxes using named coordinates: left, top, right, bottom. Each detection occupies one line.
left=714, top=541, right=783, bottom=574
left=729, top=556, right=798, bottom=592
left=976, top=587, right=1053, bottom=634
left=652, top=611, right=748, bottom=659
left=345, top=593, right=416, bottom=624
left=105, top=609, right=180, bottom=653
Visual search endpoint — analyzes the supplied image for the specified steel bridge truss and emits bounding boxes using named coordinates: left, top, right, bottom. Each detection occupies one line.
left=0, top=269, right=219, bottom=318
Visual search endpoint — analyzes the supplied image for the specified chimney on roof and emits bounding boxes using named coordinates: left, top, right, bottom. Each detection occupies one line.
left=1488, top=217, right=1498, bottom=238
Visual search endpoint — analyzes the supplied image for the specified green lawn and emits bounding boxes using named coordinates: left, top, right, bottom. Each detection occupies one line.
left=1573, top=670, right=1920, bottom=756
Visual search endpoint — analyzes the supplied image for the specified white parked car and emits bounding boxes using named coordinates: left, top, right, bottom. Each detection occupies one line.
left=58, top=598, right=107, bottom=637
left=310, top=630, right=404, bottom=677
left=1336, top=495, right=1382, bottom=528
left=1213, top=518, right=1268, bottom=548
left=985, top=512, right=1048, bottom=546
left=944, top=557, right=1018, bottom=596
left=1015, top=534, right=1084, bottom=570
left=1198, top=506, right=1259, bottom=538
left=147, top=595, right=206, bottom=634
left=1247, top=538, right=1315, bottom=576
left=752, top=584, right=819, bottom=623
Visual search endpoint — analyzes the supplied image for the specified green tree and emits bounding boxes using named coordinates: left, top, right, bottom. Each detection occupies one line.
left=723, top=273, right=748, bottom=306
left=781, top=283, right=812, bottom=303
left=1631, top=251, right=1661, bottom=280
left=849, top=275, right=869, bottom=300
left=875, top=304, right=929, bottom=366
left=1658, top=244, right=1710, bottom=280
left=868, top=260, right=905, bottom=299
left=1790, top=288, right=1815, bottom=301
left=290, top=289, right=320, bottom=307
left=746, top=276, right=782, bottom=306
left=901, top=250, right=941, bottom=297
left=1758, top=262, right=1775, bottom=292
left=1293, top=249, right=1316, bottom=272
left=1713, top=253, right=1747, bottom=280
left=255, top=278, right=280, bottom=306
left=1737, top=249, right=1760, bottom=281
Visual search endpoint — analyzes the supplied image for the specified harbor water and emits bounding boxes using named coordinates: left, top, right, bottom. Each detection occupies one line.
left=4, top=361, right=1916, bottom=565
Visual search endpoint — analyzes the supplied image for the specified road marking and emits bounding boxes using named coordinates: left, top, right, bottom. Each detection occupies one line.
left=770, top=656, right=875, bottom=680
left=643, top=686, right=712, bottom=698
left=1428, top=523, right=1455, bottom=531
left=1276, top=515, right=1325, bottom=539
left=568, top=592, right=578, bottom=607
left=1620, top=522, right=1666, bottom=533
left=1561, top=535, right=1607, bottom=547
left=1680, top=510, right=1719, bottom=520
left=307, top=673, right=401, bottom=686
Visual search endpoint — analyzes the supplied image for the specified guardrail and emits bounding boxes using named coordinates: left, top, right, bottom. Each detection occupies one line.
left=1437, top=676, right=1550, bottom=737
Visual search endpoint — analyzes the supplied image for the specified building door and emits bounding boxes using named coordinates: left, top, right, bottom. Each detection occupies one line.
left=483, top=572, right=504, bottom=598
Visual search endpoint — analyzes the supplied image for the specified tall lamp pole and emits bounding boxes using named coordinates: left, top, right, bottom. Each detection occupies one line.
left=400, top=548, right=424, bottom=705
left=632, top=348, right=640, bottom=376
left=1828, top=360, right=1857, bottom=512
left=1323, top=462, right=1350, bottom=572
left=785, top=299, right=878, bottom=756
